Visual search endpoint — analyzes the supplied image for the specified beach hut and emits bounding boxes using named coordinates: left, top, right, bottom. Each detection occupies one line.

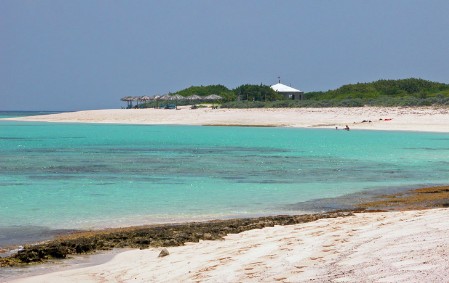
left=270, top=82, right=304, bottom=100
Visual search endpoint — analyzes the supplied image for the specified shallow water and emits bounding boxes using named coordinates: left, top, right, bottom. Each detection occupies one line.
left=0, top=111, right=62, bottom=119
left=0, top=118, right=448, bottom=246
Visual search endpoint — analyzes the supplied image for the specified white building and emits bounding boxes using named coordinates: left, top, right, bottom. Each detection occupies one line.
left=271, top=82, right=304, bottom=100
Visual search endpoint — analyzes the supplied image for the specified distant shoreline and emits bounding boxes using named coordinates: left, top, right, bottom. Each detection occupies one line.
left=4, top=106, right=449, bottom=133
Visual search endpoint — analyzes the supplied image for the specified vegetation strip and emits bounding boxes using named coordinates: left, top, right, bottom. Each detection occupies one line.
left=136, top=78, right=449, bottom=109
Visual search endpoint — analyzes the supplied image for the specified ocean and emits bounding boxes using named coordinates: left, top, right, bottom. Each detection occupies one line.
left=1, top=111, right=449, bottom=247
left=0, top=111, right=62, bottom=119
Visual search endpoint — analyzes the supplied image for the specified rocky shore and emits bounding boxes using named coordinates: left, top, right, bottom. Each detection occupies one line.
left=1, top=185, right=448, bottom=268
left=0, top=212, right=353, bottom=267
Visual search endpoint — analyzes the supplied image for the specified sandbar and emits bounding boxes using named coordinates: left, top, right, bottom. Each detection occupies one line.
left=5, top=106, right=449, bottom=132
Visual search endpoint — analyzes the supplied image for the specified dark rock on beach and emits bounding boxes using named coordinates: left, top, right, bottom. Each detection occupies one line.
left=0, top=211, right=352, bottom=267
left=158, top=248, right=169, bottom=258
left=2, top=185, right=448, bottom=267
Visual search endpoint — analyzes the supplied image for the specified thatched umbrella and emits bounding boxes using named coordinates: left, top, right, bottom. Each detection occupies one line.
left=204, top=94, right=222, bottom=100
left=185, top=94, right=202, bottom=108
left=151, top=95, right=162, bottom=108
left=120, top=96, right=134, bottom=108
left=140, top=96, right=151, bottom=102
left=131, top=96, right=142, bottom=108
left=157, top=94, right=170, bottom=109
left=186, top=94, right=202, bottom=101
left=204, top=94, right=222, bottom=109
left=158, top=94, right=171, bottom=101
left=167, top=94, right=185, bottom=101
left=157, top=94, right=184, bottom=109
left=168, top=94, right=185, bottom=109
left=139, top=96, right=151, bottom=108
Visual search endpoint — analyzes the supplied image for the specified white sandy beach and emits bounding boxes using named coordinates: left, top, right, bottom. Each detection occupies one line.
left=4, top=107, right=449, bottom=282
left=8, top=208, right=449, bottom=283
left=6, top=106, right=449, bottom=133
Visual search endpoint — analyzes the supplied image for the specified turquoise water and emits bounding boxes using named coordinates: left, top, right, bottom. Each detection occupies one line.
left=0, top=111, right=62, bottom=119
left=1, top=118, right=449, bottom=245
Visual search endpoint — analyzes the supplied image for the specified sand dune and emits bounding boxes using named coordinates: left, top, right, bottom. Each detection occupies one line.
left=9, top=209, right=449, bottom=282
left=6, top=106, right=449, bottom=132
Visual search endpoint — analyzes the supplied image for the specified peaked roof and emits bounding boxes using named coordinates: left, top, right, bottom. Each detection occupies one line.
left=270, top=83, right=302, bottom=93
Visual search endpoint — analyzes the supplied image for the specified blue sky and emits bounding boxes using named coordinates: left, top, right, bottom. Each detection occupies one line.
left=1, top=0, right=448, bottom=111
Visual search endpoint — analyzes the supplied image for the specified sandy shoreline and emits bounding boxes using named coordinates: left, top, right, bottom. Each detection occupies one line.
left=5, top=106, right=449, bottom=132
left=3, top=185, right=449, bottom=282
left=7, top=208, right=449, bottom=282
left=3, top=107, right=449, bottom=281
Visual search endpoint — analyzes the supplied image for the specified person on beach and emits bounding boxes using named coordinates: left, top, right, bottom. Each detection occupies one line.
left=344, top=125, right=350, bottom=131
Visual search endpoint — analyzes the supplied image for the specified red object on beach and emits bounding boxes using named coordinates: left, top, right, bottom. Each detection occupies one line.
left=384, top=118, right=393, bottom=121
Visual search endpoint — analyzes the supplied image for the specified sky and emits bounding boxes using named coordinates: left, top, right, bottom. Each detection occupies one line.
left=1, top=1, right=449, bottom=111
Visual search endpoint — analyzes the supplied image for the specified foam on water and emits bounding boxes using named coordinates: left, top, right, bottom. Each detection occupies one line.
left=0, top=120, right=448, bottom=246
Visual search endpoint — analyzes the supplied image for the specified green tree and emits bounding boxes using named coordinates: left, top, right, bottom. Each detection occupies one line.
left=306, top=78, right=449, bottom=101
left=233, top=84, right=280, bottom=101
left=176, top=85, right=231, bottom=97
